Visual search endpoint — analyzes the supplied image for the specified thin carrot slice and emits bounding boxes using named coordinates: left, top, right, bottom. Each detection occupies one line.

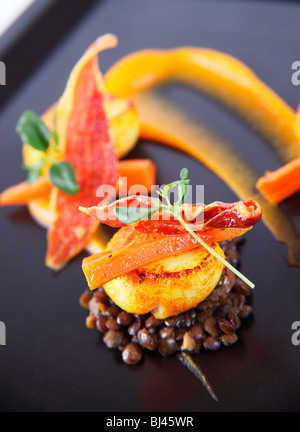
left=0, top=159, right=156, bottom=207
left=46, top=35, right=119, bottom=270
left=117, top=159, right=156, bottom=195
left=0, top=177, right=51, bottom=207
left=82, top=227, right=250, bottom=290
left=256, top=157, right=300, bottom=204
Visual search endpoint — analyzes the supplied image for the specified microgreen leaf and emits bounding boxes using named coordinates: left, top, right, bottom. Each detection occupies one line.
left=114, top=206, right=160, bottom=225
left=177, top=167, right=190, bottom=206
left=52, top=106, right=60, bottom=151
left=177, top=183, right=190, bottom=206
left=27, top=162, right=43, bottom=185
left=17, top=109, right=80, bottom=194
left=16, top=110, right=51, bottom=152
left=158, top=168, right=190, bottom=207
left=180, top=168, right=189, bottom=181
left=49, top=162, right=80, bottom=195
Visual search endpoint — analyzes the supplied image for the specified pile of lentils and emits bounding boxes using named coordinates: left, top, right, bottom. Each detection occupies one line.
left=80, top=238, right=252, bottom=365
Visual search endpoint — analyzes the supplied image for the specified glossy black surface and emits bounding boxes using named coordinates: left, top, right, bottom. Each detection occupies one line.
left=0, top=0, right=300, bottom=412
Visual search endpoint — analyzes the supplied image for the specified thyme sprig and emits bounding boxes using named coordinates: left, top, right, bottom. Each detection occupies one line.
left=16, top=109, right=80, bottom=195
left=115, top=169, right=255, bottom=290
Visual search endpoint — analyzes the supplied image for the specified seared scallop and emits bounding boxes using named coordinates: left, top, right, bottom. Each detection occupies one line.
left=104, top=234, right=225, bottom=319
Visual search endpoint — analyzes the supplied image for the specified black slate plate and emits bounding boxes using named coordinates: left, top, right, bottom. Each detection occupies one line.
left=0, top=0, right=300, bottom=412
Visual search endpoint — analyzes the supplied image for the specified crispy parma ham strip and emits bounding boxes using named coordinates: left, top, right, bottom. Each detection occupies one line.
left=79, top=196, right=262, bottom=234
left=46, top=35, right=119, bottom=270
left=80, top=196, right=158, bottom=227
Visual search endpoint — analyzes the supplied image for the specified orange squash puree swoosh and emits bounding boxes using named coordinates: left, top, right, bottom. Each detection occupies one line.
left=46, top=35, right=119, bottom=270
left=105, top=48, right=299, bottom=163
left=131, top=92, right=300, bottom=267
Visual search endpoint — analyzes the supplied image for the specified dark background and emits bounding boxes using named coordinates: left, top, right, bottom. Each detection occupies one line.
left=0, top=0, right=300, bottom=412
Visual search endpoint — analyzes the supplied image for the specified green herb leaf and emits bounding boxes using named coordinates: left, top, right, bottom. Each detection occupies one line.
left=52, top=106, right=60, bottom=151
left=49, top=162, right=80, bottom=195
left=27, top=162, right=43, bottom=184
left=52, top=130, right=59, bottom=148
left=180, top=168, right=189, bottom=181
left=177, top=183, right=190, bottom=207
left=16, top=110, right=51, bottom=152
left=114, top=206, right=160, bottom=225
left=158, top=169, right=190, bottom=207
left=177, top=168, right=191, bottom=206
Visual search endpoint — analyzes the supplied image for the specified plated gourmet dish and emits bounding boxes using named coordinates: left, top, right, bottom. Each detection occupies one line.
left=79, top=183, right=261, bottom=364
left=1, top=33, right=299, bottom=381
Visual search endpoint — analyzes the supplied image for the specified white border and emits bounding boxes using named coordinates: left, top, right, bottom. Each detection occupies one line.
left=0, top=0, right=36, bottom=37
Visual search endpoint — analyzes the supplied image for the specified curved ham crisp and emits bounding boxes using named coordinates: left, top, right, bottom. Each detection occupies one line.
left=79, top=196, right=262, bottom=234
left=46, top=35, right=119, bottom=270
